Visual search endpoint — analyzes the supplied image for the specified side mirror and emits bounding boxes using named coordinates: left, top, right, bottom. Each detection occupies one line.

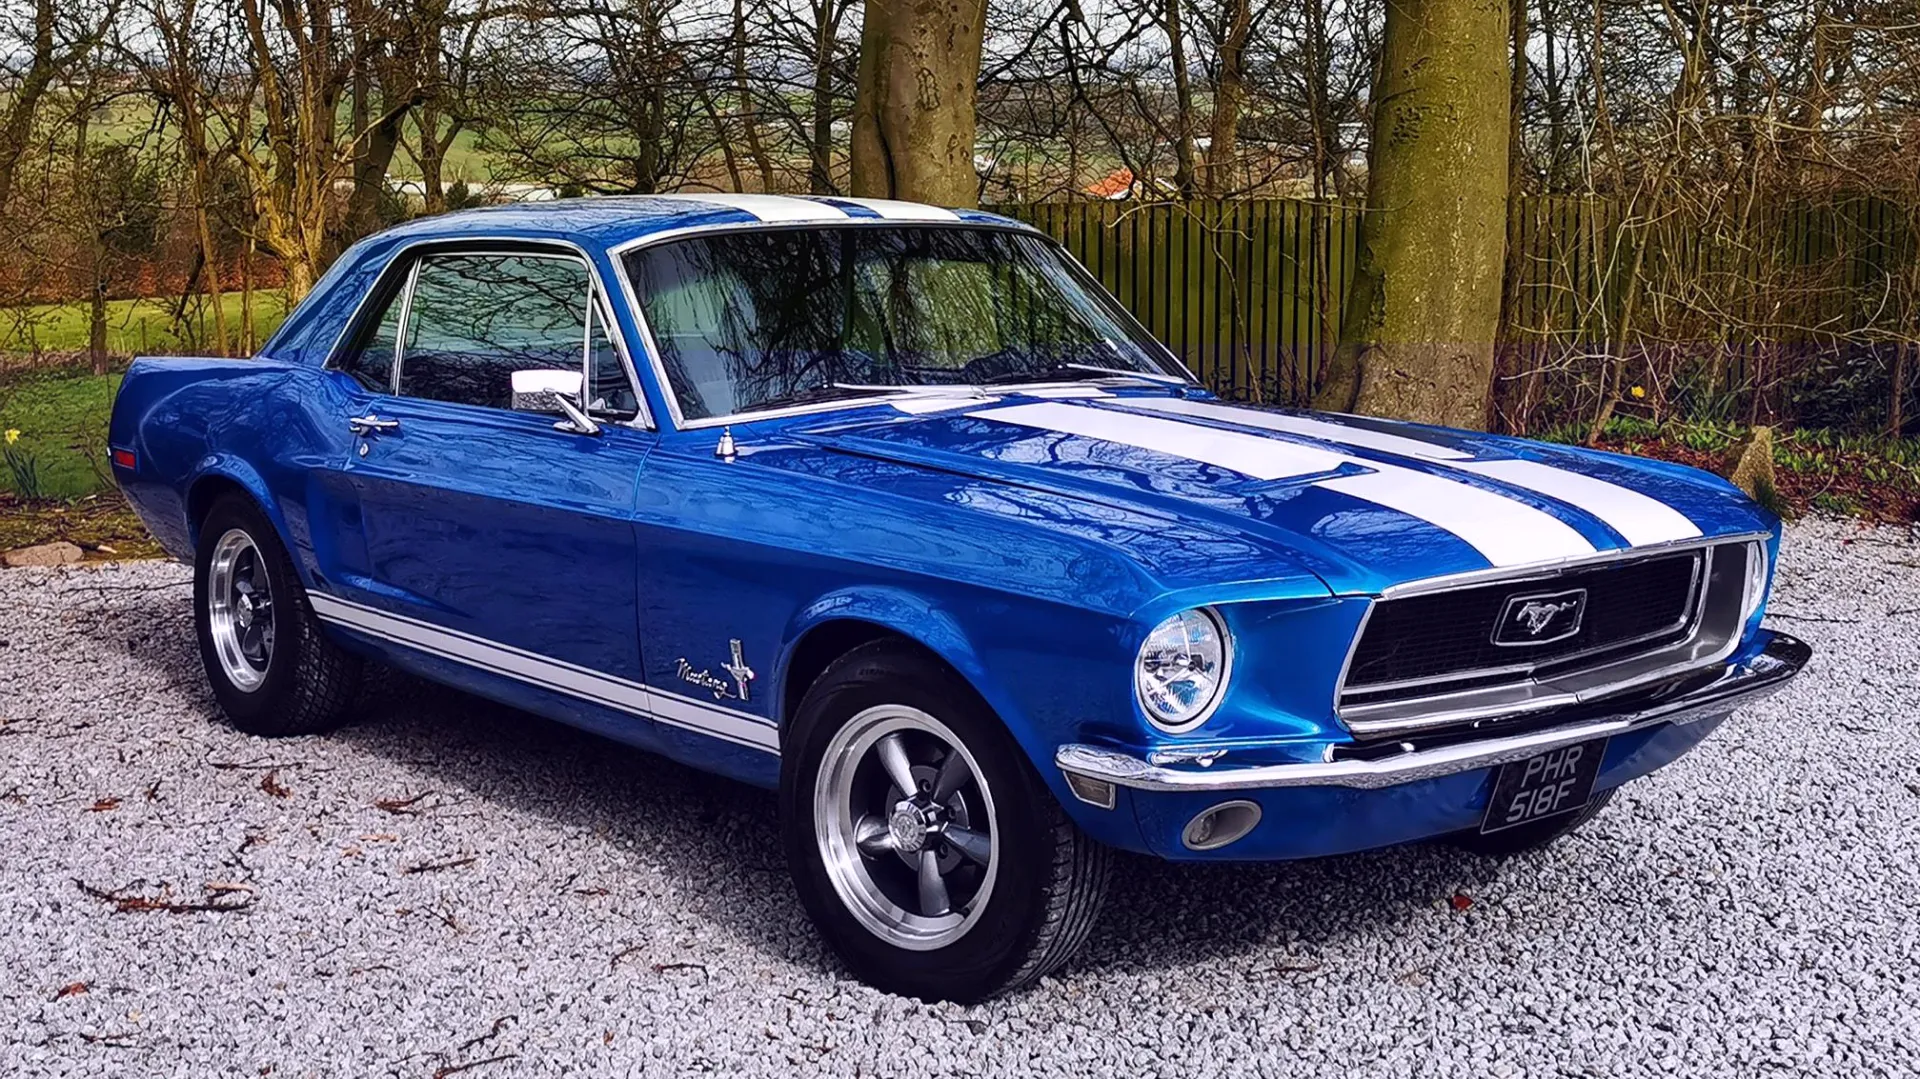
left=510, top=368, right=600, bottom=436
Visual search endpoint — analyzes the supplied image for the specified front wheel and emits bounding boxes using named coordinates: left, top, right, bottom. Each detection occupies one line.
left=781, top=642, right=1111, bottom=1002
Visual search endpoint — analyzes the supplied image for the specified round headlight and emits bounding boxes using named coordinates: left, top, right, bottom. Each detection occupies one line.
left=1135, top=608, right=1232, bottom=732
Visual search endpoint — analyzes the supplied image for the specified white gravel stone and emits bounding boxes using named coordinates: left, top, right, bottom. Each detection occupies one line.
left=1, top=518, right=1915, bottom=1076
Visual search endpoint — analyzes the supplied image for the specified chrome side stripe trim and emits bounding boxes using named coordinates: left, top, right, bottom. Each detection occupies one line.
left=308, top=593, right=779, bottom=753
left=1118, top=397, right=1473, bottom=461
left=969, top=401, right=1349, bottom=481
left=1453, top=458, right=1703, bottom=547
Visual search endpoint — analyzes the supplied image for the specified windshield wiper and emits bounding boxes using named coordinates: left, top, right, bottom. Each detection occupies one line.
left=746, top=383, right=884, bottom=413
left=829, top=382, right=991, bottom=397
left=979, top=362, right=1191, bottom=388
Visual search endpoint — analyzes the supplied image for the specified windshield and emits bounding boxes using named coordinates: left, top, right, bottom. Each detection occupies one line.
left=622, top=226, right=1185, bottom=421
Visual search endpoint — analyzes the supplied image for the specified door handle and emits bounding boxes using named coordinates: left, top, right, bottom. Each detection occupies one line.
left=348, top=414, right=400, bottom=436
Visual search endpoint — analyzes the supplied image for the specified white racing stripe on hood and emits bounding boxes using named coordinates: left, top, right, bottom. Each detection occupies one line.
left=1316, top=466, right=1596, bottom=566
left=968, top=399, right=1598, bottom=566
left=969, top=401, right=1347, bottom=481
left=642, top=192, right=849, bottom=223
left=1120, top=397, right=1472, bottom=460
left=1453, top=458, right=1702, bottom=546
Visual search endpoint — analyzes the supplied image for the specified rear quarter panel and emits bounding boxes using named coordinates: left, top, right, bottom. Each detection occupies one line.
left=110, top=357, right=350, bottom=571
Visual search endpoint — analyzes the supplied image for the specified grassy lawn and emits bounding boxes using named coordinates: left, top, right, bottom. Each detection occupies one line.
left=2, top=369, right=121, bottom=500
left=0, top=291, right=289, bottom=356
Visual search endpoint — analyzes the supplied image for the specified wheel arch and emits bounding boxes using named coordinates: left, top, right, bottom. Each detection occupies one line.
left=776, top=590, right=1002, bottom=743
left=183, top=461, right=298, bottom=571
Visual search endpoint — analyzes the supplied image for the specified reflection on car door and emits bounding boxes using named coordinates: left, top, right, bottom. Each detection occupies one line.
left=320, top=249, right=657, bottom=699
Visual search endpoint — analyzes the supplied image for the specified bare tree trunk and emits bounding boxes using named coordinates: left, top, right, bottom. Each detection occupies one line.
left=1313, top=0, right=1511, bottom=428
left=1162, top=0, right=1198, bottom=199
left=1203, top=0, right=1251, bottom=199
left=732, top=0, right=777, bottom=191
left=849, top=0, right=988, bottom=206
left=808, top=0, right=843, bottom=194
left=1492, top=0, right=1528, bottom=429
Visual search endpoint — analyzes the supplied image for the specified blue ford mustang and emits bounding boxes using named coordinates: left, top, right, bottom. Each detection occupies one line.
left=108, top=195, right=1808, bottom=1000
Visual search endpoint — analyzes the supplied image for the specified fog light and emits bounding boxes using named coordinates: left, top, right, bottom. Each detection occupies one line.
left=1181, top=800, right=1262, bottom=851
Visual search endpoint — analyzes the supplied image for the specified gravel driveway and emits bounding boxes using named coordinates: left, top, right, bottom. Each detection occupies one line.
left=2, top=518, right=1915, bottom=1077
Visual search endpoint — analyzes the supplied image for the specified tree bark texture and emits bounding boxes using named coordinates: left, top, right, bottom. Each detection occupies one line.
left=849, top=0, right=987, bottom=207
left=1314, top=0, right=1511, bottom=429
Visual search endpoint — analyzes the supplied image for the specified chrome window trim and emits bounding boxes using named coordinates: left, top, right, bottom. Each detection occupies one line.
left=604, top=219, right=1194, bottom=432
left=323, top=235, right=654, bottom=431
left=1329, top=535, right=1770, bottom=737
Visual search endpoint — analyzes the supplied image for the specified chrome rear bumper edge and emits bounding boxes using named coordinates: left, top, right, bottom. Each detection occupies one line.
left=1056, top=631, right=1809, bottom=794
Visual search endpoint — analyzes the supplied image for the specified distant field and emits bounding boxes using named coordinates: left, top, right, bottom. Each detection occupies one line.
left=1, top=371, right=120, bottom=499
left=0, top=291, right=289, bottom=357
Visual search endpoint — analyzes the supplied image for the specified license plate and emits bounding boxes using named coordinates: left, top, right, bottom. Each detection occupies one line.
left=1480, top=738, right=1607, bottom=834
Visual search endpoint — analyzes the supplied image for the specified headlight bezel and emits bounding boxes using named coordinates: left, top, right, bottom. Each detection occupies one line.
left=1740, top=539, right=1771, bottom=625
left=1133, top=606, right=1234, bottom=734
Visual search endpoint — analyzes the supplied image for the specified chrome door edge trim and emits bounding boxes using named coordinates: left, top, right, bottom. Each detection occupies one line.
left=1060, top=631, right=1807, bottom=793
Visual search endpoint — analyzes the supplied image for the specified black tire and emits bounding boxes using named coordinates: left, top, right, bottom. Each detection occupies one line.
left=1448, top=787, right=1618, bottom=857
left=780, top=641, right=1111, bottom=1002
left=192, top=494, right=361, bottom=736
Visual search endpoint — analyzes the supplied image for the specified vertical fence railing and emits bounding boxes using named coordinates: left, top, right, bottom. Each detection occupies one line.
left=993, top=196, right=1916, bottom=412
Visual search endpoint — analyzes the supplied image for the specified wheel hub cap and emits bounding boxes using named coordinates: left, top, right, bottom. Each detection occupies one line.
left=888, top=801, right=934, bottom=853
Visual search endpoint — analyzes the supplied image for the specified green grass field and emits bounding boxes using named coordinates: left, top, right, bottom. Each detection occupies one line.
left=1, top=371, right=120, bottom=499
left=0, top=292, right=289, bottom=357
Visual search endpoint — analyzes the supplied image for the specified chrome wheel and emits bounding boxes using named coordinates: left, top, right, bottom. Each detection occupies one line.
left=814, top=704, right=999, bottom=951
left=206, top=528, right=274, bottom=693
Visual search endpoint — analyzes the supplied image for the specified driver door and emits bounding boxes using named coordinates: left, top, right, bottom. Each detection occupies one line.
left=317, top=246, right=658, bottom=703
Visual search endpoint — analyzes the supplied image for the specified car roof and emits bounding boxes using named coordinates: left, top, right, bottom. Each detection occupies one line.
left=374, top=194, right=1030, bottom=250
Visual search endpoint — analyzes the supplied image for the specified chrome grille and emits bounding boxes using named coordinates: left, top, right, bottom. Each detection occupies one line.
left=1337, top=540, right=1756, bottom=736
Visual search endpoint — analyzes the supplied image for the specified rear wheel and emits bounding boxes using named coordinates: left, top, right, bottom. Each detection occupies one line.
left=781, top=642, right=1111, bottom=1002
left=1448, top=787, right=1617, bottom=857
left=193, top=495, right=361, bottom=736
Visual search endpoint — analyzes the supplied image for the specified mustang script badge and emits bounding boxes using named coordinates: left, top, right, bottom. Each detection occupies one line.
left=1492, top=588, right=1588, bottom=646
left=676, top=639, right=756, bottom=701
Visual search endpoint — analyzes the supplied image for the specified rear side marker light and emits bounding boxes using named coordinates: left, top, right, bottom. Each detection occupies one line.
left=111, top=448, right=137, bottom=470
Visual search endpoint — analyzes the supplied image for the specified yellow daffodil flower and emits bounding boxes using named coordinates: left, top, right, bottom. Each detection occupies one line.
left=3, top=429, right=18, bottom=445
left=1629, top=385, right=1646, bottom=400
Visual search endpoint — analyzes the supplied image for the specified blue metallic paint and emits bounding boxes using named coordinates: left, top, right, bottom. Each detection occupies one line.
left=109, top=198, right=1790, bottom=863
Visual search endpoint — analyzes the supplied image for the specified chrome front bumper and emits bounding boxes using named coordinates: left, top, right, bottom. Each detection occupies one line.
left=1057, top=631, right=1809, bottom=794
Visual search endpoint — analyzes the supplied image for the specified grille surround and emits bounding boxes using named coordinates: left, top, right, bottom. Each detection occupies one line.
left=1342, top=551, right=1704, bottom=702
left=1335, top=538, right=1758, bottom=736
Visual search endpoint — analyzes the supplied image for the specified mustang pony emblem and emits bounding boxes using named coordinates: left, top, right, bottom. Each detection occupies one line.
left=677, top=639, right=756, bottom=701
left=1515, top=599, right=1579, bottom=635
left=1493, top=589, right=1588, bottom=646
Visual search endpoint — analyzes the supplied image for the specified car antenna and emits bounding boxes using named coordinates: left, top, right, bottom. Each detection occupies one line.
left=715, top=426, right=737, bottom=461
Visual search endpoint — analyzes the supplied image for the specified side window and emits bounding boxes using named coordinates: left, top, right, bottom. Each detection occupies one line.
left=397, top=254, right=592, bottom=411
left=338, top=274, right=406, bottom=392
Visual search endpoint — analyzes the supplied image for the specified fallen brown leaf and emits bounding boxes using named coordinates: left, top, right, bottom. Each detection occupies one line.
left=86, top=797, right=120, bottom=813
left=52, top=981, right=87, bottom=1001
left=258, top=771, right=290, bottom=798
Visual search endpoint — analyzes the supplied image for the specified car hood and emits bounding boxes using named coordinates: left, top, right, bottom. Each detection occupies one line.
left=786, top=388, right=1776, bottom=596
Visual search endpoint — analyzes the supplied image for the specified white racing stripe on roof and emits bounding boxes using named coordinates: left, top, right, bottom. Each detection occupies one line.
left=1317, top=465, right=1597, bottom=566
left=969, top=399, right=1598, bottom=567
left=1454, top=458, right=1702, bottom=547
left=1119, top=397, right=1472, bottom=460
left=832, top=197, right=961, bottom=221
left=641, top=193, right=849, bottom=223
left=969, top=401, right=1347, bottom=480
